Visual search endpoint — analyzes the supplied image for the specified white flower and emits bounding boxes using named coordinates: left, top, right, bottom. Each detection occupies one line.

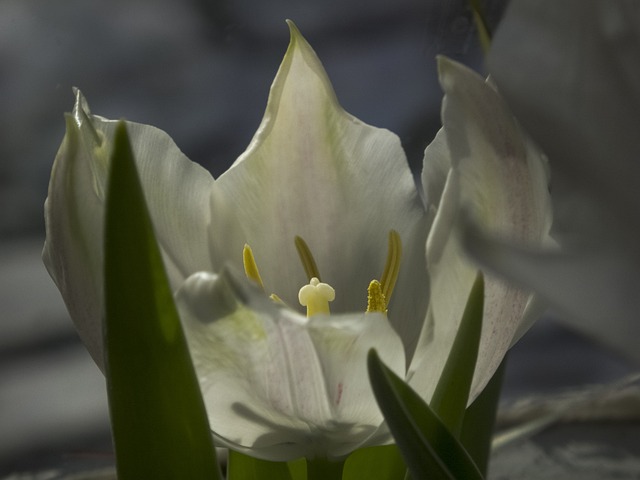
left=477, top=0, right=640, bottom=361
left=43, top=21, right=550, bottom=460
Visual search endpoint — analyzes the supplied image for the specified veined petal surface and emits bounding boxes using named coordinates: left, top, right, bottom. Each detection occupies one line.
left=43, top=90, right=214, bottom=367
left=176, top=270, right=406, bottom=461
left=409, top=58, right=551, bottom=403
left=207, top=22, right=429, bottom=355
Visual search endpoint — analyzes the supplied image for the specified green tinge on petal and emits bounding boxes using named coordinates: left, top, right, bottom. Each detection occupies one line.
left=207, top=21, right=428, bottom=356
left=43, top=111, right=107, bottom=368
left=43, top=89, right=215, bottom=368
left=176, top=269, right=406, bottom=461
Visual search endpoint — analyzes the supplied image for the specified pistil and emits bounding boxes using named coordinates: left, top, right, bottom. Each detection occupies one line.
left=298, top=277, right=335, bottom=316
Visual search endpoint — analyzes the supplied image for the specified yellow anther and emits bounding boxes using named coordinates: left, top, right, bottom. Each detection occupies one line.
left=294, top=235, right=321, bottom=281
left=243, top=244, right=264, bottom=290
left=298, top=277, right=335, bottom=317
left=379, top=230, right=402, bottom=305
left=366, top=280, right=387, bottom=313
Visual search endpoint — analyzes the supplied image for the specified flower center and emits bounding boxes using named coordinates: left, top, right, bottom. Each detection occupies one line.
left=242, top=230, right=402, bottom=317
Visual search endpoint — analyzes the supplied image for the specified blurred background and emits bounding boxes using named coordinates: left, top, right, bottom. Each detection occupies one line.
left=0, top=0, right=636, bottom=477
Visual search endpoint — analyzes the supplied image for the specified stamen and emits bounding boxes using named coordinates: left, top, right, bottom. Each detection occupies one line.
left=379, top=230, right=402, bottom=305
left=294, top=235, right=321, bottom=281
left=243, top=244, right=264, bottom=290
left=298, top=277, right=335, bottom=317
left=366, top=280, right=387, bottom=313
left=270, top=293, right=285, bottom=305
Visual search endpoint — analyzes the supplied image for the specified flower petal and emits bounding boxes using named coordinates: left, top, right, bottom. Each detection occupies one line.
left=409, top=58, right=551, bottom=402
left=483, top=0, right=640, bottom=358
left=43, top=90, right=214, bottom=367
left=488, top=0, right=640, bottom=233
left=176, top=269, right=406, bottom=461
left=463, top=228, right=640, bottom=362
left=207, top=22, right=429, bottom=353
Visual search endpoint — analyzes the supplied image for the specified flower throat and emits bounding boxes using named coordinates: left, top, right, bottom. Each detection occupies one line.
left=242, top=231, right=402, bottom=317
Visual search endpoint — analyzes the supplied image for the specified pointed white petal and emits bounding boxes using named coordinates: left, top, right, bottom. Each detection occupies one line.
left=43, top=114, right=106, bottom=367
left=176, top=270, right=405, bottom=460
left=409, top=58, right=551, bottom=402
left=207, top=22, right=428, bottom=351
left=43, top=90, right=214, bottom=367
left=421, top=127, right=452, bottom=222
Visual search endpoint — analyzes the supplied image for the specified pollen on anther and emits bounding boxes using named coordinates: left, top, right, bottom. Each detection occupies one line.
left=366, top=279, right=387, bottom=313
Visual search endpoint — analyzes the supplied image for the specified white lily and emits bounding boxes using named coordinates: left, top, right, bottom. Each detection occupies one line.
left=477, top=0, right=640, bottom=362
left=43, top=21, right=550, bottom=460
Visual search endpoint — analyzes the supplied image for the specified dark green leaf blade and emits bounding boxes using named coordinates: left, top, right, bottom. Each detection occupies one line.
left=368, top=350, right=483, bottom=480
left=227, top=450, right=293, bottom=480
left=430, top=272, right=484, bottom=436
left=460, top=356, right=506, bottom=476
left=287, top=458, right=307, bottom=480
left=104, top=121, right=220, bottom=479
left=468, top=0, right=492, bottom=53
left=343, top=445, right=406, bottom=480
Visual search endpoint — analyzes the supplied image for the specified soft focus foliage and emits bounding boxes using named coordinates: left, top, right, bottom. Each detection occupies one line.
left=479, top=0, right=640, bottom=362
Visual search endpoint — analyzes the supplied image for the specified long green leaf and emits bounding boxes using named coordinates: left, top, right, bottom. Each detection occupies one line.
left=227, top=450, right=292, bottom=480
left=104, top=121, right=220, bottom=479
left=430, top=272, right=484, bottom=436
left=343, top=445, right=406, bottom=480
left=468, top=0, right=492, bottom=53
left=460, top=356, right=506, bottom=476
left=368, top=351, right=483, bottom=480
left=287, top=458, right=307, bottom=480
left=305, top=458, right=344, bottom=480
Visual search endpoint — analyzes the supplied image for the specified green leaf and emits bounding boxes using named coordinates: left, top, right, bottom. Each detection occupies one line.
left=227, top=450, right=293, bottom=480
left=430, top=272, right=484, bottom=436
left=104, top=121, right=220, bottom=479
left=343, top=445, right=407, bottom=480
left=460, top=356, right=506, bottom=476
left=287, top=458, right=307, bottom=480
left=306, top=457, right=344, bottom=480
left=367, top=350, right=483, bottom=480
left=468, top=0, right=492, bottom=53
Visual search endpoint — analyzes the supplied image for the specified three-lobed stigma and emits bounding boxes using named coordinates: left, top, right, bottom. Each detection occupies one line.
left=242, top=230, right=402, bottom=317
left=298, top=277, right=335, bottom=316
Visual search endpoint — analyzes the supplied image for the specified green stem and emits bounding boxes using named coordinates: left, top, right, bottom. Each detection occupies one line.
left=306, top=458, right=345, bottom=480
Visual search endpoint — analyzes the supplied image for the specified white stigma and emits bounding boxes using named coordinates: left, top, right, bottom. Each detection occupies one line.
left=298, top=277, right=335, bottom=316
